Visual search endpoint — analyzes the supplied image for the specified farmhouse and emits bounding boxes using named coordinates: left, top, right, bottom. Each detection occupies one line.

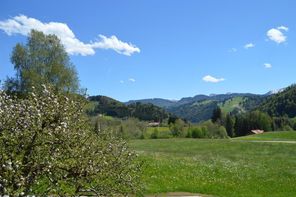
left=148, top=122, right=160, bottom=127
left=251, top=129, right=264, bottom=134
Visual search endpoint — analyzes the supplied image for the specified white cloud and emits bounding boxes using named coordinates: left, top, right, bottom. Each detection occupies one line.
left=120, top=80, right=124, bottom=84
left=229, top=48, right=237, bottom=52
left=266, top=26, right=288, bottom=44
left=91, top=35, right=140, bottom=56
left=128, top=78, right=136, bottom=83
left=264, top=63, right=272, bottom=68
left=244, top=43, right=255, bottom=49
left=277, top=26, right=288, bottom=31
left=0, top=15, right=140, bottom=56
left=202, top=75, right=225, bottom=83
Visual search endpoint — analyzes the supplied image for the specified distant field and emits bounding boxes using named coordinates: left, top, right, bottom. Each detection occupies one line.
left=219, top=96, right=244, bottom=113
left=130, top=136, right=296, bottom=197
left=146, top=127, right=170, bottom=133
left=145, top=126, right=171, bottom=138
left=234, top=131, right=296, bottom=141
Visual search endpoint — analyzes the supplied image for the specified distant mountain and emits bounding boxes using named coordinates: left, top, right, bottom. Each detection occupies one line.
left=88, top=95, right=129, bottom=117
left=126, top=93, right=259, bottom=108
left=126, top=98, right=177, bottom=108
left=126, top=95, right=213, bottom=109
left=264, top=88, right=285, bottom=96
left=174, top=95, right=209, bottom=107
left=87, top=95, right=171, bottom=122
left=89, top=85, right=296, bottom=124
left=170, top=94, right=266, bottom=122
left=169, top=99, right=218, bottom=123
left=259, top=85, right=296, bottom=118
left=126, top=93, right=266, bottom=123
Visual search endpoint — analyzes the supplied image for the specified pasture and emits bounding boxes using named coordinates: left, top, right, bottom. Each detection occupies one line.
left=234, top=131, right=296, bottom=141
left=130, top=132, right=296, bottom=196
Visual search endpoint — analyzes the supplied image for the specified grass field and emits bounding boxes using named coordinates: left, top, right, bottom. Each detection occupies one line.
left=234, top=131, right=296, bottom=141
left=145, top=127, right=171, bottom=138
left=146, top=127, right=170, bottom=133
left=219, top=96, right=244, bottom=113
left=130, top=132, right=296, bottom=197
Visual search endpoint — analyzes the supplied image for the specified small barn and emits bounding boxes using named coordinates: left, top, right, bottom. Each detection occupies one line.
left=251, top=129, right=264, bottom=134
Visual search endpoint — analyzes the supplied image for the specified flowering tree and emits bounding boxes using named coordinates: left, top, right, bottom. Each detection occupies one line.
left=0, top=86, right=141, bottom=196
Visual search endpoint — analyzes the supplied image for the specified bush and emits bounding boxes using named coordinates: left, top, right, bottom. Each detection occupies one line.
left=215, top=126, right=228, bottom=138
left=200, top=121, right=228, bottom=139
left=170, top=119, right=186, bottom=137
left=0, top=86, right=142, bottom=196
left=283, top=125, right=293, bottom=131
left=150, top=128, right=159, bottom=139
left=120, top=118, right=146, bottom=139
left=189, top=127, right=205, bottom=138
left=186, top=130, right=192, bottom=138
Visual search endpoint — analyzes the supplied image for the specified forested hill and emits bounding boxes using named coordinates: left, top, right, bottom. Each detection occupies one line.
left=86, top=95, right=170, bottom=122
left=169, top=94, right=266, bottom=123
left=258, top=85, right=296, bottom=118
left=126, top=93, right=261, bottom=108
left=86, top=85, right=296, bottom=124
left=126, top=98, right=177, bottom=108
left=127, top=93, right=266, bottom=123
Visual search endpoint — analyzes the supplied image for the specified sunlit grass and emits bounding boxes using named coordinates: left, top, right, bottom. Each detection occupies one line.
left=130, top=138, right=296, bottom=197
left=234, top=131, right=296, bottom=141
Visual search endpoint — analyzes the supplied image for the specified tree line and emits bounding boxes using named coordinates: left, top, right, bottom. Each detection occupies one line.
left=212, top=106, right=296, bottom=138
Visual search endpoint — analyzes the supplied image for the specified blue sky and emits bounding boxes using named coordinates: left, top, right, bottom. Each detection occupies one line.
left=0, top=0, right=295, bottom=101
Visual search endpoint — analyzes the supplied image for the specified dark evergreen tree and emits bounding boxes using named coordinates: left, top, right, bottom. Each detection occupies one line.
left=168, top=115, right=178, bottom=125
left=211, top=107, right=222, bottom=124
left=233, top=111, right=272, bottom=136
left=225, top=114, right=235, bottom=137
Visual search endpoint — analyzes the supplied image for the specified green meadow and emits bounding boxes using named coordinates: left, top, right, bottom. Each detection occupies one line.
left=145, top=126, right=172, bottom=138
left=130, top=132, right=296, bottom=197
left=218, top=96, right=245, bottom=113
left=234, top=131, right=296, bottom=141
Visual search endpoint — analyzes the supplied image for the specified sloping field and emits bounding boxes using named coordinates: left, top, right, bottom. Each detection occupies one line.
left=234, top=131, right=296, bottom=141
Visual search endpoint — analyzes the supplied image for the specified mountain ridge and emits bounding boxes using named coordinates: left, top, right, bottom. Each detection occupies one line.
left=125, top=92, right=267, bottom=108
left=87, top=86, right=291, bottom=124
left=125, top=92, right=274, bottom=123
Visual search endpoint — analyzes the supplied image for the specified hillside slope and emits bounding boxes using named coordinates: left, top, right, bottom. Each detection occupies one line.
left=169, top=100, right=218, bottom=123
left=258, top=85, right=296, bottom=118
left=126, top=98, right=177, bottom=108
left=127, top=93, right=266, bottom=123
left=87, top=95, right=170, bottom=122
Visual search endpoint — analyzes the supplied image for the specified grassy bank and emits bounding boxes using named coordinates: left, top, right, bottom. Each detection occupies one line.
left=130, top=133, right=296, bottom=196
left=234, top=131, right=296, bottom=141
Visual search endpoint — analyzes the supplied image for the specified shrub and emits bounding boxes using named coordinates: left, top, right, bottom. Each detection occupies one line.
left=190, top=127, right=205, bottom=138
left=200, top=121, right=228, bottom=139
left=150, top=128, right=159, bottom=139
left=186, top=130, right=192, bottom=138
left=170, top=119, right=186, bottom=137
left=282, top=125, right=293, bottom=131
left=215, top=126, right=228, bottom=138
left=120, top=118, right=146, bottom=139
left=0, top=86, right=142, bottom=196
